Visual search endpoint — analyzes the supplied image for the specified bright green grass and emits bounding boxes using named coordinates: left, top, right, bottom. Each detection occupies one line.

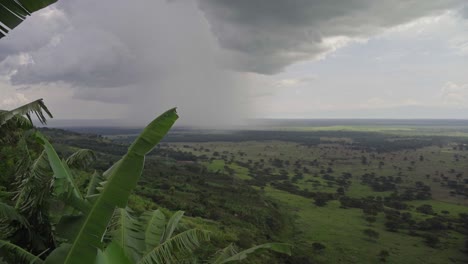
left=168, top=140, right=468, bottom=263
left=229, top=163, right=252, bottom=180
left=264, top=186, right=467, bottom=264
left=346, top=183, right=393, bottom=198
left=207, top=159, right=225, bottom=172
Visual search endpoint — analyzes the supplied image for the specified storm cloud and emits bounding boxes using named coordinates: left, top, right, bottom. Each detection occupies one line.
left=198, top=0, right=466, bottom=74
left=0, top=0, right=467, bottom=125
left=1, top=0, right=250, bottom=125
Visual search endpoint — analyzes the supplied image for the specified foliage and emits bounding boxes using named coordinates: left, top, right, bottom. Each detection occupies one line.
left=0, top=99, right=52, bottom=127
left=1, top=105, right=291, bottom=263
left=211, top=243, right=291, bottom=264
left=38, top=108, right=178, bottom=264
left=0, top=0, right=58, bottom=39
left=362, top=229, right=379, bottom=240
left=0, top=240, right=43, bottom=264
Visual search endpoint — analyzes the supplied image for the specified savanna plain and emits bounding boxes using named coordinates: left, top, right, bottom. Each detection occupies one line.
left=42, top=120, right=468, bottom=263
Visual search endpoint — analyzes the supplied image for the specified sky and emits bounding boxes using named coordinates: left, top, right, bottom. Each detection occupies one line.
left=0, top=0, right=468, bottom=126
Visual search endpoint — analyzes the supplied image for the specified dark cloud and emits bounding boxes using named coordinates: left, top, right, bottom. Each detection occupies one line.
left=0, top=0, right=466, bottom=125
left=198, top=0, right=466, bottom=74
left=0, top=0, right=250, bottom=126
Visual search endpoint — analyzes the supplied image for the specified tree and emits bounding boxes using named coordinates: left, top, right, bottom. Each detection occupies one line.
left=0, top=99, right=56, bottom=257
left=0, top=4, right=292, bottom=262
left=1, top=147, right=96, bottom=257
left=1, top=108, right=291, bottom=263
left=378, top=250, right=390, bottom=262
left=336, top=187, right=345, bottom=196
left=363, top=229, right=379, bottom=241
left=311, top=242, right=326, bottom=252
left=384, top=221, right=399, bottom=232
left=35, top=108, right=178, bottom=264
left=423, top=234, right=440, bottom=248
left=365, top=216, right=377, bottom=226
left=416, top=204, right=434, bottom=215
left=314, top=196, right=328, bottom=207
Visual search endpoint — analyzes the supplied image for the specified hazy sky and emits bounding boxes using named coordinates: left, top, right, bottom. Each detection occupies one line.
left=1, top=0, right=468, bottom=126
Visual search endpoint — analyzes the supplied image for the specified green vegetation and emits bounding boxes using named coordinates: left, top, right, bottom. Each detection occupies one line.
left=4, top=1, right=465, bottom=263
left=0, top=0, right=58, bottom=39
left=0, top=101, right=290, bottom=263
left=4, top=102, right=468, bottom=263
left=160, top=130, right=468, bottom=263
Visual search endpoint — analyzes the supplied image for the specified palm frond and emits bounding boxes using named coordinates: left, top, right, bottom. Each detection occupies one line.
left=211, top=243, right=292, bottom=264
left=4, top=115, right=33, bottom=130
left=138, top=229, right=210, bottom=264
left=42, top=108, right=178, bottom=264
left=210, top=244, right=238, bottom=264
left=35, top=132, right=82, bottom=200
left=107, top=208, right=145, bottom=263
left=0, top=201, right=29, bottom=227
left=13, top=135, right=33, bottom=179
left=160, top=211, right=184, bottom=244
left=140, top=209, right=166, bottom=252
left=95, top=242, right=132, bottom=264
left=0, top=99, right=52, bottom=127
left=0, top=112, right=34, bottom=145
left=85, top=171, right=104, bottom=197
left=66, top=149, right=96, bottom=169
left=13, top=150, right=52, bottom=217
left=0, top=0, right=58, bottom=39
left=0, top=239, right=43, bottom=264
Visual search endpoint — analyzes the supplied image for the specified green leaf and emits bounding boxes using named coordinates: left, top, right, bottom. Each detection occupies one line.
left=0, top=0, right=58, bottom=39
left=51, top=108, right=177, bottom=264
left=86, top=171, right=104, bottom=197
left=0, top=239, right=42, bottom=264
left=138, top=229, right=210, bottom=264
left=0, top=99, right=52, bottom=126
left=140, top=209, right=166, bottom=252
left=0, top=201, right=29, bottom=228
left=108, top=208, right=145, bottom=263
left=213, top=243, right=292, bottom=264
left=160, top=211, right=184, bottom=244
left=66, top=149, right=96, bottom=169
left=44, top=244, right=70, bottom=264
left=35, top=132, right=83, bottom=200
left=95, top=242, right=132, bottom=264
left=55, top=215, right=85, bottom=242
left=17, top=0, right=58, bottom=13
left=13, top=149, right=53, bottom=216
left=210, top=244, right=238, bottom=264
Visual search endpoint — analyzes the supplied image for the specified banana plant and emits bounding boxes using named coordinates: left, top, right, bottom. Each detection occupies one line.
left=211, top=242, right=291, bottom=264
left=0, top=99, right=52, bottom=127
left=100, top=208, right=290, bottom=264
left=103, top=208, right=210, bottom=264
left=39, top=108, right=179, bottom=264
left=3, top=107, right=291, bottom=263
left=0, top=0, right=58, bottom=39
left=0, top=141, right=96, bottom=261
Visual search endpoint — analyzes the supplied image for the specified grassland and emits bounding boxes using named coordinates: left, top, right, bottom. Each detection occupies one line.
left=166, top=137, right=468, bottom=264
left=44, top=125, right=468, bottom=263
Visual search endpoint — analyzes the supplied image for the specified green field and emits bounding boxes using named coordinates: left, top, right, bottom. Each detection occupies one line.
left=167, top=137, right=468, bottom=263
left=33, top=126, right=468, bottom=263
